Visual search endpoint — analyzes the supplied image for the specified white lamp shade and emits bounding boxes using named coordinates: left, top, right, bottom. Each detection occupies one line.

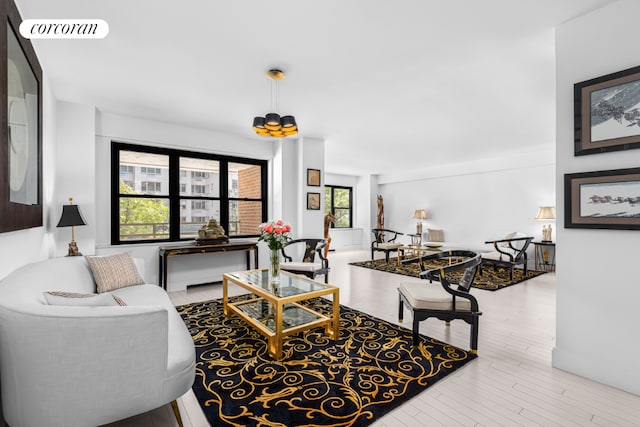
left=412, top=209, right=427, bottom=220
left=535, top=206, right=556, bottom=220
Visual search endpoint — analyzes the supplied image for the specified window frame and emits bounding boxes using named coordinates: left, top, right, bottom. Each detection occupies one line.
left=325, top=185, right=353, bottom=229
left=111, top=141, right=268, bottom=244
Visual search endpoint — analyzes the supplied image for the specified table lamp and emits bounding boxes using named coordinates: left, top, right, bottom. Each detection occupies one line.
left=57, top=197, right=87, bottom=256
left=535, top=206, right=556, bottom=243
left=412, top=209, right=427, bottom=236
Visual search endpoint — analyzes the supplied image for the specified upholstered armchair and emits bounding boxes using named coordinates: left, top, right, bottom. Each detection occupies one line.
left=371, top=228, right=404, bottom=262
left=480, top=233, right=534, bottom=280
left=398, top=250, right=482, bottom=353
left=280, top=238, right=330, bottom=283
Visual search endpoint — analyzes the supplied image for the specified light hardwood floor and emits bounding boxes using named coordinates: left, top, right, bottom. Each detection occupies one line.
left=110, top=250, right=640, bottom=427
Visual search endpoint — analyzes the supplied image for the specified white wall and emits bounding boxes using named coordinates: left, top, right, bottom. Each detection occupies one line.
left=53, top=101, right=96, bottom=257
left=378, top=148, right=555, bottom=252
left=0, top=74, right=56, bottom=280
left=554, top=0, right=640, bottom=395
left=298, top=137, right=325, bottom=238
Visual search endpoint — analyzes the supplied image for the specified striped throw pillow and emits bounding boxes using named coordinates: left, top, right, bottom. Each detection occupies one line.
left=44, top=291, right=127, bottom=306
left=85, top=252, right=145, bottom=294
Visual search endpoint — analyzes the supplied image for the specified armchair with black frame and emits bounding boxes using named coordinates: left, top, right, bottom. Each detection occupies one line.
left=398, top=250, right=482, bottom=354
left=479, top=233, right=534, bottom=280
left=280, top=238, right=330, bottom=283
left=371, top=228, right=404, bottom=262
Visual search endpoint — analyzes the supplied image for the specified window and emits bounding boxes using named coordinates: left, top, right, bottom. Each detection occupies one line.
left=112, top=142, right=267, bottom=243
left=191, top=171, right=209, bottom=179
left=141, top=167, right=161, bottom=176
left=141, top=181, right=162, bottom=193
left=192, top=200, right=206, bottom=210
left=324, top=185, right=353, bottom=228
left=120, top=165, right=134, bottom=174
left=191, top=184, right=206, bottom=194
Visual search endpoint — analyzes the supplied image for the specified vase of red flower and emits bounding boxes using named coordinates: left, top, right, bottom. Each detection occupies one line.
left=258, top=220, right=292, bottom=285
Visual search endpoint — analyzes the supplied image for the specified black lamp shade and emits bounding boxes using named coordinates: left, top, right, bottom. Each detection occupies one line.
left=57, top=205, right=86, bottom=227
left=281, top=115, right=297, bottom=128
left=252, top=116, right=265, bottom=129
left=265, top=113, right=281, bottom=126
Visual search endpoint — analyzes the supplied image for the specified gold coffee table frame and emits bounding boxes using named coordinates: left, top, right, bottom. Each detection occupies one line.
left=223, top=269, right=340, bottom=360
left=397, top=245, right=449, bottom=267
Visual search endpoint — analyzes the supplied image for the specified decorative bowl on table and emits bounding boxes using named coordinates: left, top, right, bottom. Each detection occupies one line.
left=424, top=242, right=443, bottom=248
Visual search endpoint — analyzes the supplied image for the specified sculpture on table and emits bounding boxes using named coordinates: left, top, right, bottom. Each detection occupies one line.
left=542, top=224, right=552, bottom=242
left=196, top=219, right=229, bottom=245
left=377, top=195, right=384, bottom=229
left=323, top=212, right=335, bottom=257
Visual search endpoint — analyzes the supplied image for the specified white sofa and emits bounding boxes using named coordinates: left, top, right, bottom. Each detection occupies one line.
left=0, top=256, right=196, bottom=427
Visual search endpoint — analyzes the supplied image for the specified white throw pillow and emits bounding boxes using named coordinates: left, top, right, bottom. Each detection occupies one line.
left=43, top=291, right=127, bottom=306
left=85, top=252, right=145, bottom=294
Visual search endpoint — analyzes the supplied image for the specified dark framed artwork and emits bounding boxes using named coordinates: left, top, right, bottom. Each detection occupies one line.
left=0, top=0, right=43, bottom=233
left=307, top=168, right=320, bottom=187
left=565, top=167, right=640, bottom=230
left=575, top=65, right=640, bottom=156
left=307, top=192, right=320, bottom=210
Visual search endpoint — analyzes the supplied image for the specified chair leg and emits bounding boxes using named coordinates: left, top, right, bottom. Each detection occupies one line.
left=398, top=294, right=404, bottom=323
left=324, top=272, right=329, bottom=283
left=412, top=316, right=420, bottom=346
left=470, top=317, right=479, bottom=355
left=371, top=248, right=374, bottom=260
left=385, top=251, right=390, bottom=262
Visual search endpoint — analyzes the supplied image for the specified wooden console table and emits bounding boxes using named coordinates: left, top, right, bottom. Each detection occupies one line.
left=533, top=241, right=556, bottom=272
left=158, top=241, right=259, bottom=290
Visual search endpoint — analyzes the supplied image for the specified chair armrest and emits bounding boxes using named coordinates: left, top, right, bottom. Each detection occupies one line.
left=483, top=236, right=534, bottom=244
left=316, top=240, right=329, bottom=268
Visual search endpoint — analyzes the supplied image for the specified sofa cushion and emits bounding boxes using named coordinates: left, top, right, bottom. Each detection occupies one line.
left=113, top=285, right=196, bottom=379
left=86, top=252, right=145, bottom=293
left=43, top=291, right=125, bottom=306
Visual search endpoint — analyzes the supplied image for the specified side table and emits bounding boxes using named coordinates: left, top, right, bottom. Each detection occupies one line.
left=533, top=241, right=556, bottom=272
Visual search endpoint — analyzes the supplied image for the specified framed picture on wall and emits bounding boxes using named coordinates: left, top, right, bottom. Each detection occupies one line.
left=574, top=65, right=640, bottom=156
left=307, top=192, right=320, bottom=210
left=0, top=0, right=44, bottom=233
left=565, top=167, right=640, bottom=230
left=307, top=168, right=321, bottom=187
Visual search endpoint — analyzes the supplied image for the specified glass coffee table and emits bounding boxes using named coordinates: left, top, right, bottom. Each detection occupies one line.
left=223, top=269, right=340, bottom=360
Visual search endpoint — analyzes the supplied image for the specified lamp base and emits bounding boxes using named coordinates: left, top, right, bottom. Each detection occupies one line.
left=67, top=241, right=82, bottom=257
left=416, top=222, right=423, bottom=236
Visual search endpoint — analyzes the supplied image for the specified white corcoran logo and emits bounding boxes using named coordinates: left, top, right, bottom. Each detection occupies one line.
left=19, top=19, right=109, bottom=39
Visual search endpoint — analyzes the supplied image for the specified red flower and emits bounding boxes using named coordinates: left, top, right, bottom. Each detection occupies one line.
left=284, top=225, right=291, bottom=232
left=264, top=224, right=274, bottom=233
left=276, top=220, right=283, bottom=226
left=274, top=228, right=282, bottom=234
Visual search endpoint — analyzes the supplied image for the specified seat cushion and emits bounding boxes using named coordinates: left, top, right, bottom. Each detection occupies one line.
left=480, top=251, right=509, bottom=262
left=374, top=242, right=402, bottom=250
left=399, top=281, right=471, bottom=311
left=280, top=262, right=323, bottom=272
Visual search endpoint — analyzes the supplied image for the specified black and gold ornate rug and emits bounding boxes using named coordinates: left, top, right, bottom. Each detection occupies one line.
left=350, top=258, right=545, bottom=291
left=177, top=296, right=477, bottom=427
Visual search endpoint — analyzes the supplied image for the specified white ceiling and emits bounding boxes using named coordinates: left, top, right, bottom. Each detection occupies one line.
left=17, top=0, right=615, bottom=176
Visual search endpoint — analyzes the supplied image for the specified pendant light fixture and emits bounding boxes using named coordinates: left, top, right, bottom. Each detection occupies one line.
left=252, top=69, right=298, bottom=138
